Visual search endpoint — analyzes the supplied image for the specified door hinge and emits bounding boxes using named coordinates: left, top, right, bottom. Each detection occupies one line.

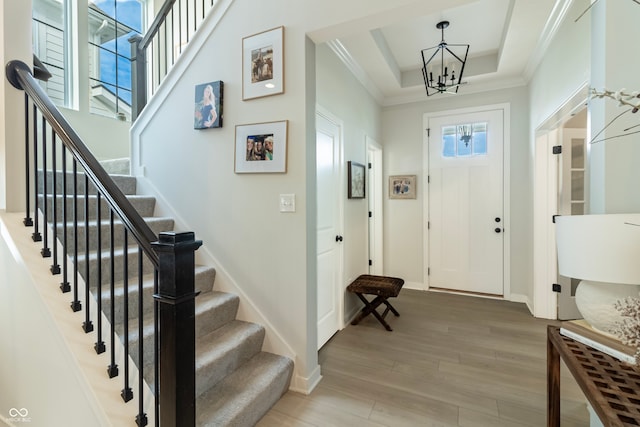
left=428, top=267, right=430, bottom=275
left=369, top=259, right=372, bottom=266
left=368, top=211, right=372, bottom=218
left=428, top=175, right=430, bottom=184
left=426, top=128, right=430, bottom=137
left=427, top=221, right=430, bottom=229
left=368, top=162, right=372, bottom=169
left=552, top=145, right=562, bottom=154
left=552, top=283, right=561, bottom=292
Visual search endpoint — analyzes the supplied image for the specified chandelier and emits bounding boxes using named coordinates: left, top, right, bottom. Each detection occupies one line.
left=421, top=21, right=469, bottom=96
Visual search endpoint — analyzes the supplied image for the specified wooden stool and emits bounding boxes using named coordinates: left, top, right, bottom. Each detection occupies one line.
left=347, top=274, right=404, bottom=331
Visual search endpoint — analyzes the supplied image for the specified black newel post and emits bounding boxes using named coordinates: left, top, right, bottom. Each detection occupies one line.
left=129, top=35, right=147, bottom=121
left=152, top=232, right=202, bottom=427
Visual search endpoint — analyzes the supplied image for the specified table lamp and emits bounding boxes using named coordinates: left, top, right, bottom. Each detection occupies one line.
left=555, top=213, right=640, bottom=335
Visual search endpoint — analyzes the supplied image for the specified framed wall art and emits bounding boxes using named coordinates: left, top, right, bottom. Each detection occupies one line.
left=194, top=80, right=223, bottom=129
left=389, top=175, right=417, bottom=199
left=242, top=26, right=284, bottom=100
left=235, top=120, right=288, bottom=173
left=347, top=161, right=366, bottom=199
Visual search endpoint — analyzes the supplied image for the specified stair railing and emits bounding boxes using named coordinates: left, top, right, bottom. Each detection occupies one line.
left=130, top=0, right=216, bottom=119
left=6, top=60, right=200, bottom=427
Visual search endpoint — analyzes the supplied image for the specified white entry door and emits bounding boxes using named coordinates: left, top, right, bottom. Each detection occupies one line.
left=316, top=111, right=343, bottom=349
left=428, top=109, right=504, bottom=295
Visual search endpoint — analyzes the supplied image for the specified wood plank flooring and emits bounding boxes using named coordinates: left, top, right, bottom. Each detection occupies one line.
left=258, top=290, right=589, bottom=427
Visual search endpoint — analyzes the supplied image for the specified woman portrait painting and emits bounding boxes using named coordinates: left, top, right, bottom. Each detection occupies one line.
left=194, top=81, right=223, bottom=129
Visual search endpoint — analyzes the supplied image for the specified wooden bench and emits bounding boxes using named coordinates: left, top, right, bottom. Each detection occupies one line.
left=347, top=274, right=404, bottom=331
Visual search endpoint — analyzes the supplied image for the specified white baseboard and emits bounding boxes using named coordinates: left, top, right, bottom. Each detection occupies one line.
left=289, top=364, right=322, bottom=395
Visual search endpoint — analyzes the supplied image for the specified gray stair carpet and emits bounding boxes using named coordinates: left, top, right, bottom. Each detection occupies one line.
left=40, top=160, right=293, bottom=426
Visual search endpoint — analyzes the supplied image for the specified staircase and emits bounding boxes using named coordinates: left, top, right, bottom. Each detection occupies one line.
left=43, top=159, right=293, bottom=426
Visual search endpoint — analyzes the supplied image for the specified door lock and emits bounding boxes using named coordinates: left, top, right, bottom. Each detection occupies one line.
left=495, top=228, right=502, bottom=233
left=335, top=235, right=343, bottom=242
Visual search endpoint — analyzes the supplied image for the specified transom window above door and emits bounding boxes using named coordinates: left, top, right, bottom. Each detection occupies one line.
left=441, top=122, right=488, bottom=157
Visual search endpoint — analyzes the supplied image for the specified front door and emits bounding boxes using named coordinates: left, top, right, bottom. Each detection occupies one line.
left=428, top=109, right=504, bottom=295
left=316, top=111, right=343, bottom=349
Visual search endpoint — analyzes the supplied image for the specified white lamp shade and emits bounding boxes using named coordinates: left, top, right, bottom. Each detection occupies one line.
left=555, top=214, right=640, bottom=285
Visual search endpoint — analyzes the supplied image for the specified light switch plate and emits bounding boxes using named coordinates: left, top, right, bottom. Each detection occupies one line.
left=279, top=194, right=295, bottom=212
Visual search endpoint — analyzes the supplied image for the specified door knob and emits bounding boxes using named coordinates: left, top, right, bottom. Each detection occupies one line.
left=495, top=217, right=501, bottom=223
left=495, top=228, right=502, bottom=233
left=335, top=235, right=343, bottom=242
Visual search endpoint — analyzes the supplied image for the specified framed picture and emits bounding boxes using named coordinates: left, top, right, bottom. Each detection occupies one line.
left=235, top=120, right=288, bottom=173
left=194, top=81, right=223, bottom=129
left=242, top=26, right=284, bottom=100
left=389, top=175, right=417, bottom=199
left=348, top=161, right=366, bottom=199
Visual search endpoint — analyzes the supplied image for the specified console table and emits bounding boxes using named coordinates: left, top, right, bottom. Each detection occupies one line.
left=547, top=325, right=640, bottom=426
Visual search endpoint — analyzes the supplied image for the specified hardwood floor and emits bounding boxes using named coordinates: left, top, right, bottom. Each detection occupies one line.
left=258, top=290, right=589, bottom=427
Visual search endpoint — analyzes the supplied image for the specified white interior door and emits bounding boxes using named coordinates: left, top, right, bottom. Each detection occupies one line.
left=428, top=109, right=504, bottom=295
left=557, top=127, right=586, bottom=320
left=367, top=138, right=383, bottom=275
left=316, top=111, right=343, bottom=349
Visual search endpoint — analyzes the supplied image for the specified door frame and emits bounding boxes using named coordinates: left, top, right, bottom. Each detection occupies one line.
left=533, top=84, right=589, bottom=319
left=423, top=103, right=511, bottom=298
left=367, top=137, right=383, bottom=275
left=316, top=105, right=345, bottom=341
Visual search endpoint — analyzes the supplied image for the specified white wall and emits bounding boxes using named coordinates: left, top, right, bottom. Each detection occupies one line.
left=132, top=0, right=447, bottom=391
left=315, top=42, right=383, bottom=321
left=588, top=0, right=640, bottom=213
left=382, top=87, right=530, bottom=297
left=1, top=0, right=32, bottom=212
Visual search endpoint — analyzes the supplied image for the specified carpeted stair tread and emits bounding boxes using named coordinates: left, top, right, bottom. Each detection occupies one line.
left=195, top=291, right=239, bottom=337
left=196, top=352, right=293, bottom=427
left=44, top=194, right=157, bottom=221
left=195, top=320, right=265, bottom=397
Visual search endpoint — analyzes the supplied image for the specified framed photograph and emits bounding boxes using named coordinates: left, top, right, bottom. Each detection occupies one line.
left=242, top=26, right=284, bottom=100
left=194, top=81, right=223, bottom=129
left=348, top=161, right=366, bottom=199
left=235, top=120, right=288, bottom=173
left=389, top=175, right=417, bottom=199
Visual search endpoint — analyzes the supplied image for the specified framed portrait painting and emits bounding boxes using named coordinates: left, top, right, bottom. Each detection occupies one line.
left=242, top=26, right=284, bottom=100
left=194, top=81, right=223, bottom=129
left=389, top=175, right=417, bottom=199
left=348, top=161, right=366, bottom=199
left=235, top=120, right=288, bottom=173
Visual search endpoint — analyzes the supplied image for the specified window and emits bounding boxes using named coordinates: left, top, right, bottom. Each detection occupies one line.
left=88, top=0, right=145, bottom=121
left=33, top=0, right=72, bottom=107
left=442, top=122, right=488, bottom=157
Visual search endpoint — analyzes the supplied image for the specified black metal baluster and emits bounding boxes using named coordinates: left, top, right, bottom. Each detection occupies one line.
left=60, top=145, right=70, bottom=293
left=50, top=132, right=60, bottom=274
left=107, top=210, right=119, bottom=378
left=95, top=192, right=105, bottom=353
left=24, top=94, right=33, bottom=227
left=71, top=159, right=81, bottom=312
left=122, top=229, right=133, bottom=402
left=41, top=117, right=50, bottom=257
left=178, top=0, right=182, bottom=56
left=32, top=106, right=41, bottom=242
left=83, top=173, right=93, bottom=333
left=136, top=247, right=148, bottom=427
left=185, top=0, right=189, bottom=44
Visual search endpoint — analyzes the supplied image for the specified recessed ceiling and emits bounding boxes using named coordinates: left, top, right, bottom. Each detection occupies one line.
left=315, top=0, right=563, bottom=106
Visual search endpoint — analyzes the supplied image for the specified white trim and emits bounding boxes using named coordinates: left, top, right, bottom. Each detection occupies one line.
left=290, top=364, right=322, bottom=395
left=523, top=0, right=576, bottom=82
left=325, top=39, right=385, bottom=106
left=423, top=103, right=512, bottom=300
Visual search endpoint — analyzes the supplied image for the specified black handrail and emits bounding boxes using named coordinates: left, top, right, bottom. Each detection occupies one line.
left=140, top=0, right=177, bottom=50
left=5, top=60, right=159, bottom=267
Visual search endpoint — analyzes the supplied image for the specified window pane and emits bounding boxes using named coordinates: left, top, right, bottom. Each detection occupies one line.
left=457, top=125, right=472, bottom=156
left=33, top=0, right=67, bottom=107
left=442, top=126, right=456, bottom=157
left=89, top=0, right=144, bottom=121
